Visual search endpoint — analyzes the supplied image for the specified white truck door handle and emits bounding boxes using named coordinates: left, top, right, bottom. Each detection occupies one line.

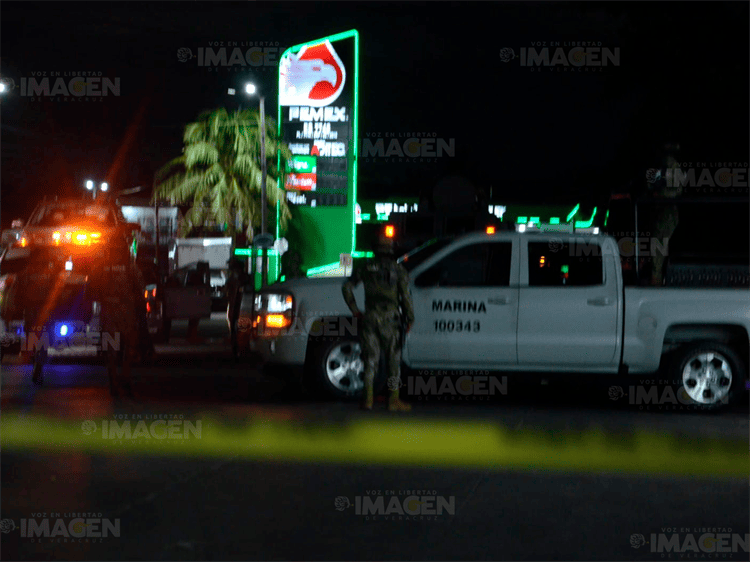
left=488, top=296, right=510, bottom=305
left=587, top=297, right=612, bottom=306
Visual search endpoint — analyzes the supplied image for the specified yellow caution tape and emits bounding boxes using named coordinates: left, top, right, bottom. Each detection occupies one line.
left=2, top=415, right=746, bottom=478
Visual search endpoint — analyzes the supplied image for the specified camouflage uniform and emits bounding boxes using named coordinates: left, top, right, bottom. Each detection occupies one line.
left=225, top=257, right=245, bottom=357
left=342, top=239, right=415, bottom=411
left=94, top=241, right=145, bottom=397
left=649, top=144, right=683, bottom=285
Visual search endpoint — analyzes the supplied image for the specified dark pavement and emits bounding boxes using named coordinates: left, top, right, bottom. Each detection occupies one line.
left=1, top=316, right=748, bottom=561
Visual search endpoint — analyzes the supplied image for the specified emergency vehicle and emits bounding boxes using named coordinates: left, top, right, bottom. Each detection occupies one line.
left=242, top=223, right=749, bottom=410
left=0, top=197, right=142, bottom=382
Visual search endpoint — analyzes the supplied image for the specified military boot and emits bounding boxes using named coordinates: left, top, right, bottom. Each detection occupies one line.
left=388, top=389, right=411, bottom=412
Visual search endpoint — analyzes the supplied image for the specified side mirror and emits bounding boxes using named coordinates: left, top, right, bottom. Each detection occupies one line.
left=11, top=219, right=24, bottom=229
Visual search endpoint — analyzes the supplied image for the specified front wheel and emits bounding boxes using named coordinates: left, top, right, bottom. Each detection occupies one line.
left=309, top=336, right=386, bottom=400
left=668, top=342, right=745, bottom=410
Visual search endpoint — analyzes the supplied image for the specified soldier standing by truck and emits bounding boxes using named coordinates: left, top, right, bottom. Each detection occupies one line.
left=648, top=141, right=683, bottom=285
left=342, top=232, right=415, bottom=411
left=93, top=233, right=151, bottom=397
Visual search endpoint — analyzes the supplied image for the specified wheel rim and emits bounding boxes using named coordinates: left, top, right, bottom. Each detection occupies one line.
left=682, top=351, right=733, bottom=405
left=325, top=341, right=365, bottom=395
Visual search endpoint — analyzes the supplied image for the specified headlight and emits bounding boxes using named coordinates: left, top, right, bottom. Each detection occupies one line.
left=253, top=292, right=294, bottom=335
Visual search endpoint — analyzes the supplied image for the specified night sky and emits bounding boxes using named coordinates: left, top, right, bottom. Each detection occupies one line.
left=1, top=1, right=748, bottom=227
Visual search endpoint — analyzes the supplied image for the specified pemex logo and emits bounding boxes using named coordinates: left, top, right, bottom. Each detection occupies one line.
left=280, top=40, right=346, bottom=107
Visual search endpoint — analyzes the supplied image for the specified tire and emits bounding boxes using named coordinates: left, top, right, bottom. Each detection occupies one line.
left=159, top=318, right=172, bottom=344
left=309, top=336, right=386, bottom=400
left=668, top=341, right=746, bottom=411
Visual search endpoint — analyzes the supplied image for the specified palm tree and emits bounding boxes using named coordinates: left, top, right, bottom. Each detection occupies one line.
left=153, top=107, right=293, bottom=239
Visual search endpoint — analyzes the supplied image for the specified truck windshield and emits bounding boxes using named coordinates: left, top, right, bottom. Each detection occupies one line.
left=29, top=203, right=116, bottom=227
left=397, top=237, right=454, bottom=272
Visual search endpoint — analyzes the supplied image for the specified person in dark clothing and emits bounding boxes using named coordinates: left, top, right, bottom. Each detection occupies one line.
left=342, top=233, right=415, bottom=411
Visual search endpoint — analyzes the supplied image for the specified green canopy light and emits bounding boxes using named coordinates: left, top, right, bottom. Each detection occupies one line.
left=566, top=204, right=580, bottom=223
left=574, top=207, right=597, bottom=228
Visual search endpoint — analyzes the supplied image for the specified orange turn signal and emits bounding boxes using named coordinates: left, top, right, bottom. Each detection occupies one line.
left=265, top=314, right=291, bottom=328
left=385, top=225, right=395, bottom=238
left=486, top=226, right=496, bottom=234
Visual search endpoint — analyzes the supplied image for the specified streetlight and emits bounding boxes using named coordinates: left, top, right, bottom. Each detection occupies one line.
left=245, top=82, right=269, bottom=287
left=85, top=180, right=108, bottom=199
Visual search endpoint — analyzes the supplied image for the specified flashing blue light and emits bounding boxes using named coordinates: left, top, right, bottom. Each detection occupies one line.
left=59, top=324, right=69, bottom=337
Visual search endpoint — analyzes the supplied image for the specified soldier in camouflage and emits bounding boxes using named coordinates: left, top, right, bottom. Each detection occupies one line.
left=342, top=234, right=415, bottom=411
left=95, top=237, right=149, bottom=397
left=648, top=142, right=683, bottom=286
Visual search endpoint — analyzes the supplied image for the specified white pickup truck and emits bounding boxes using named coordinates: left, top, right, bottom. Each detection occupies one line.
left=243, top=231, right=749, bottom=409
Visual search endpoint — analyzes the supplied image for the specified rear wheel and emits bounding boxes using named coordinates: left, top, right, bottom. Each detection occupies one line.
left=153, top=317, right=171, bottom=344
left=668, top=342, right=745, bottom=410
left=310, top=336, right=386, bottom=400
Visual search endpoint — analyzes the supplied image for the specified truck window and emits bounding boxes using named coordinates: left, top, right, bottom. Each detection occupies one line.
left=416, top=242, right=512, bottom=287
left=528, top=241, right=603, bottom=286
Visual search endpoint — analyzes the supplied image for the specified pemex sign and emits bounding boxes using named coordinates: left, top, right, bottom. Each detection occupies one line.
left=278, top=30, right=359, bottom=272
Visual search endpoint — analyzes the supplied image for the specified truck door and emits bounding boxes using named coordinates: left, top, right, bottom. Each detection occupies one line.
left=163, top=267, right=212, bottom=320
left=406, top=239, right=518, bottom=368
left=517, top=238, right=618, bottom=366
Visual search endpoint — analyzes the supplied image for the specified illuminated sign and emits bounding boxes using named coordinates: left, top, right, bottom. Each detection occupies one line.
left=280, top=40, right=346, bottom=107
left=279, top=32, right=356, bottom=208
left=285, top=156, right=317, bottom=191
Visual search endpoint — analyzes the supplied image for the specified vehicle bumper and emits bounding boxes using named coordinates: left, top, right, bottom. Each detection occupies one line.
left=251, top=333, right=308, bottom=367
